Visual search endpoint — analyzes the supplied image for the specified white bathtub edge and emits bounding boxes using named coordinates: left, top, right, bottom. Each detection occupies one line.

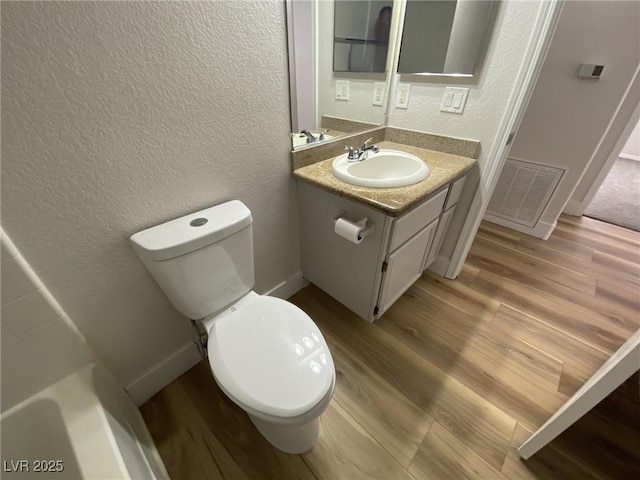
left=2, top=363, right=169, bottom=480
left=125, top=398, right=171, bottom=479
left=125, top=342, right=201, bottom=406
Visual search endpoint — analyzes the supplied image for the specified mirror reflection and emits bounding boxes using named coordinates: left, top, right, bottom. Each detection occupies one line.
left=287, top=0, right=389, bottom=150
left=286, top=0, right=496, bottom=150
left=398, top=0, right=495, bottom=76
left=333, top=1, right=393, bottom=73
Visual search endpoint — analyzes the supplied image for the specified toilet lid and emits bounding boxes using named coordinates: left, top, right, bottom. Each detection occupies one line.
left=207, top=296, right=334, bottom=418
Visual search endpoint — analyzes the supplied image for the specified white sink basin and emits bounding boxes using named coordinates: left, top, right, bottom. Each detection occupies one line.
left=332, top=149, right=429, bottom=188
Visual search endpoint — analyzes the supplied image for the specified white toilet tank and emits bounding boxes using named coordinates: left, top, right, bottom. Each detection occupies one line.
left=130, top=200, right=255, bottom=320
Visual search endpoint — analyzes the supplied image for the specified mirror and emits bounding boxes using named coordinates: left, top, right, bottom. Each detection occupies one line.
left=333, top=1, right=394, bottom=73
left=286, top=0, right=495, bottom=150
left=398, top=0, right=495, bottom=76
left=287, top=0, right=393, bottom=150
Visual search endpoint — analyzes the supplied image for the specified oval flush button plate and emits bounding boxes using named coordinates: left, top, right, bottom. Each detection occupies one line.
left=190, top=218, right=208, bottom=227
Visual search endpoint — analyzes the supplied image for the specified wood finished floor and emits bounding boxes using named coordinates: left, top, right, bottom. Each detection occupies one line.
left=141, top=215, right=640, bottom=480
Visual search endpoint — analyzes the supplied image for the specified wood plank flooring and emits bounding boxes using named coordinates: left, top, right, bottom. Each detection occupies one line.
left=141, top=215, right=640, bottom=479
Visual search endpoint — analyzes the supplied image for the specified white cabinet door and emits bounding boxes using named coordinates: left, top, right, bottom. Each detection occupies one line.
left=376, top=219, right=438, bottom=317
left=424, top=205, right=456, bottom=269
left=444, top=176, right=466, bottom=210
left=389, top=189, right=448, bottom=251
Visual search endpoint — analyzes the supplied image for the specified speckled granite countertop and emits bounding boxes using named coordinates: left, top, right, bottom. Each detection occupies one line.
left=293, top=141, right=476, bottom=217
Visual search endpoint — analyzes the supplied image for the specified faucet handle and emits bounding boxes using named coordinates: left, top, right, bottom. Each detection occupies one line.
left=361, top=137, right=374, bottom=149
left=344, top=146, right=360, bottom=160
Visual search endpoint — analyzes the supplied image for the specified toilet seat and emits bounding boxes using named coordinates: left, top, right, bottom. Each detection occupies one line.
left=205, top=294, right=335, bottom=419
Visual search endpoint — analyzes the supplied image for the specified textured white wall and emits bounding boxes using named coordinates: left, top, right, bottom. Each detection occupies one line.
left=509, top=1, right=640, bottom=224
left=387, top=0, right=543, bottom=258
left=1, top=1, right=299, bottom=387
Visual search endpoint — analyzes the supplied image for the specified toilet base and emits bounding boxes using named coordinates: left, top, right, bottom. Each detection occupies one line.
left=249, top=414, right=320, bottom=454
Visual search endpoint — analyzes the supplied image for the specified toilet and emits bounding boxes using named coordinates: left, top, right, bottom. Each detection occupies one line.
left=130, top=200, right=335, bottom=454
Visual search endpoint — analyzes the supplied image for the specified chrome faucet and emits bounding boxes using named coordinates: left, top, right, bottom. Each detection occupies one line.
left=344, top=137, right=379, bottom=161
left=300, top=130, right=317, bottom=144
left=301, top=129, right=329, bottom=144
left=361, top=138, right=379, bottom=154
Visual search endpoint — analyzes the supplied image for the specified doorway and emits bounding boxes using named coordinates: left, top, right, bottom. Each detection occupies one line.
left=584, top=119, right=640, bottom=232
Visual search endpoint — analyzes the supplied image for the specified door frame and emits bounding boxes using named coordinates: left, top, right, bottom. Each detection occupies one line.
left=563, top=67, right=640, bottom=216
left=446, top=0, right=565, bottom=279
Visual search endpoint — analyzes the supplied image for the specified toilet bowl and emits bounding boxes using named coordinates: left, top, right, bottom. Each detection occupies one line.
left=203, top=292, right=335, bottom=453
left=130, top=200, right=335, bottom=453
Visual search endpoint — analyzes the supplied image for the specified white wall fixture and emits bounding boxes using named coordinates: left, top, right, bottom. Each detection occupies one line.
left=440, top=87, right=469, bottom=114
left=396, top=83, right=411, bottom=109
left=373, top=82, right=385, bottom=106
left=485, top=158, right=564, bottom=238
left=577, top=63, right=605, bottom=79
left=335, top=80, right=350, bottom=101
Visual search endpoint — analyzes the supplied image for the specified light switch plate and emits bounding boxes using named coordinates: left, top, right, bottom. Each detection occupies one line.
left=440, top=87, right=469, bottom=114
left=336, top=80, right=350, bottom=101
left=373, top=82, right=385, bottom=106
left=396, top=83, right=411, bottom=109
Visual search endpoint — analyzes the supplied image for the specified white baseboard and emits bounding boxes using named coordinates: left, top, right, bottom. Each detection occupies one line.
left=125, top=272, right=309, bottom=406
left=563, top=199, right=585, bottom=216
left=264, top=271, right=309, bottom=299
left=427, top=256, right=450, bottom=278
left=620, top=153, right=640, bottom=162
left=484, top=214, right=557, bottom=240
left=536, top=220, right=557, bottom=240
left=126, top=342, right=201, bottom=406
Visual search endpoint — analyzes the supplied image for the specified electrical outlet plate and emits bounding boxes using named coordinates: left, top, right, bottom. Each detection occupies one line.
left=396, top=83, right=411, bottom=109
left=336, top=80, right=349, bottom=101
left=373, top=82, right=385, bottom=106
left=440, top=87, right=469, bottom=114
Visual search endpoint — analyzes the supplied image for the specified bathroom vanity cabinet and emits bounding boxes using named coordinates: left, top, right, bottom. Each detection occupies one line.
left=298, top=174, right=466, bottom=322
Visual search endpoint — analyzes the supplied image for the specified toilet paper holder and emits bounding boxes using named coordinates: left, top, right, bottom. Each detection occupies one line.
left=333, top=210, right=375, bottom=241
